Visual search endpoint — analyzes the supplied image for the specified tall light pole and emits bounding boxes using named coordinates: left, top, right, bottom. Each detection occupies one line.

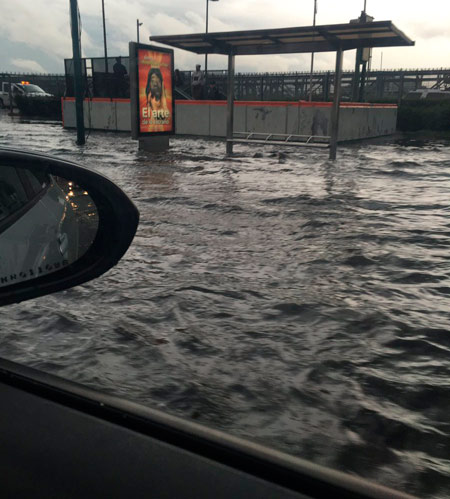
left=205, top=0, right=219, bottom=85
left=308, top=0, right=317, bottom=101
left=137, top=19, right=143, bottom=43
left=69, top=0, right=85, bottom=144
left=101, top=0, right=108, bottom=73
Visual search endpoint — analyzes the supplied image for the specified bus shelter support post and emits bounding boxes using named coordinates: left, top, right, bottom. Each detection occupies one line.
left=226, top=52, right=235, bottom=156
left=329, top=47, right=343, bottom=161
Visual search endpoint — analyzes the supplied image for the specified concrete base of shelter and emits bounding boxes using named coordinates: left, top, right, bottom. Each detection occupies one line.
left=62, top=98, right=398, bottom=142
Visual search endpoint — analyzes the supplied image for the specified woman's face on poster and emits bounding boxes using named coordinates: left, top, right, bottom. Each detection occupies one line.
left=150, top=74, right=162, bottom=99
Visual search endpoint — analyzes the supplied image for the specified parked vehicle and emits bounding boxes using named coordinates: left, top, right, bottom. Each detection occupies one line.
left=0, top=81, right=53, bottom=108
left=0, top=164, right=100, bottom=288
left=1, top=167, right=75, bottom=287
left=404, top=88, right=450, bottom=101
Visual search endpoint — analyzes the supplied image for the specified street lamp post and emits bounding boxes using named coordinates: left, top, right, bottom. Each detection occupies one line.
left=205, top=0, right=219, bottom=87
left=101, top=0, right=108, bottom=73
left=308, top=0, right=317, bottom=101
left=69, top=0, right=85, bottom=145
left=137, top=19, right=143, bottom=43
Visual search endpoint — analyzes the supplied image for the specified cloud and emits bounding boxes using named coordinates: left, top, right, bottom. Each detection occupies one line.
left=3, top=2, right=72, bottom=60
left=11, top=58, right=47, bottom=73
left=2, top=0, right=450, bottom=73
left=406, top=21, right=450, bottom=41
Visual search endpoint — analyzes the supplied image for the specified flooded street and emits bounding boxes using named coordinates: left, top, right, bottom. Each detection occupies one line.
left=1, top=113, right=450, bottom=497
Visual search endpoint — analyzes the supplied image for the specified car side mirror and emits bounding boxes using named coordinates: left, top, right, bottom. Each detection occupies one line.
left=0, top=148, right=139, bottom=306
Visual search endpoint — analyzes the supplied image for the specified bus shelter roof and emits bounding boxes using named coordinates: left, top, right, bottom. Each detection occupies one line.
left=150, top=21, right=414, bottom=56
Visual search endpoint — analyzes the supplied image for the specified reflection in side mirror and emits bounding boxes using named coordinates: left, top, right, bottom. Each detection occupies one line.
left=0, top=149, right=139, bottom=306
left=0, top=169, right=99, bottom=288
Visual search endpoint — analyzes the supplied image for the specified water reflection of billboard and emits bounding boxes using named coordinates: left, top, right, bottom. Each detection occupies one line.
left=138, top=48, right=174, bottom=134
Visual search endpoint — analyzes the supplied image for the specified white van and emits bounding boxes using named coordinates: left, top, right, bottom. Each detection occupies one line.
left=404, top=89, right=450, bottom=101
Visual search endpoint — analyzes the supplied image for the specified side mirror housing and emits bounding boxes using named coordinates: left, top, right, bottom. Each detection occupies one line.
left=0, top=148, right=139, bottom=306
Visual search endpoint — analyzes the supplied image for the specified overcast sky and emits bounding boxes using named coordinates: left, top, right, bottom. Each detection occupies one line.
left=1, top=0, right=450, bottom=74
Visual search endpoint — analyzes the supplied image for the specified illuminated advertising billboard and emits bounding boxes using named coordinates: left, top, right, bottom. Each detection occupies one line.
left=130, top=43, right=174, bottom=137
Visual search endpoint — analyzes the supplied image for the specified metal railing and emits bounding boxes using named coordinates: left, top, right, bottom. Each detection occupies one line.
left=4, top=65, right=447, bottom=102
left=231, top=132, right=330, bottom=148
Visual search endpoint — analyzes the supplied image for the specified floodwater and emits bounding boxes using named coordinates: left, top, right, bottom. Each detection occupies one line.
left=1, top=112, right=450, bottom=498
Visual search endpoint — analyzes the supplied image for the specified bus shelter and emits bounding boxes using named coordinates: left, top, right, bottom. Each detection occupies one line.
left=151, top=21, right=414, bottom=159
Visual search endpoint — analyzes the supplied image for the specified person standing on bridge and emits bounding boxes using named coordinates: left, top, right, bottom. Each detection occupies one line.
left=174, top=69, right=184, bottom=88
left=113, top=57, right=128, bottom=97
left=191, top=64, right=204, bottom=100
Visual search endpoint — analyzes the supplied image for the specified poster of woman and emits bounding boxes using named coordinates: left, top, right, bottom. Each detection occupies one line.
left=138, top=47, right=174, bottom=134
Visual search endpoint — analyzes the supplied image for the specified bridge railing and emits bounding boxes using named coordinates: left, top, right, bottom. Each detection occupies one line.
left=2, top=65, right=448, bottom=103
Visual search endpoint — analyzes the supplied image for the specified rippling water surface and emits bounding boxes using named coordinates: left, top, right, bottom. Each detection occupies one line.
left=1, top=112, right=450, bottom=497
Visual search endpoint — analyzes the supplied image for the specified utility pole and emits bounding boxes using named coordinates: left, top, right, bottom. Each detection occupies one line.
left=205, top=0, right=209, bottom=84
left=359, top=1, right=367, bottom=102
left=137, top=19, right=143, bottom=43
left=8, top=74, right=13, bottom=115
left=205, top=0, right=219, bottom=88
left=102, top=0, right=108, bottom=73
left=308, top=0, right=317, bottom=101
left=69, top=0, right=85, bottom=145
